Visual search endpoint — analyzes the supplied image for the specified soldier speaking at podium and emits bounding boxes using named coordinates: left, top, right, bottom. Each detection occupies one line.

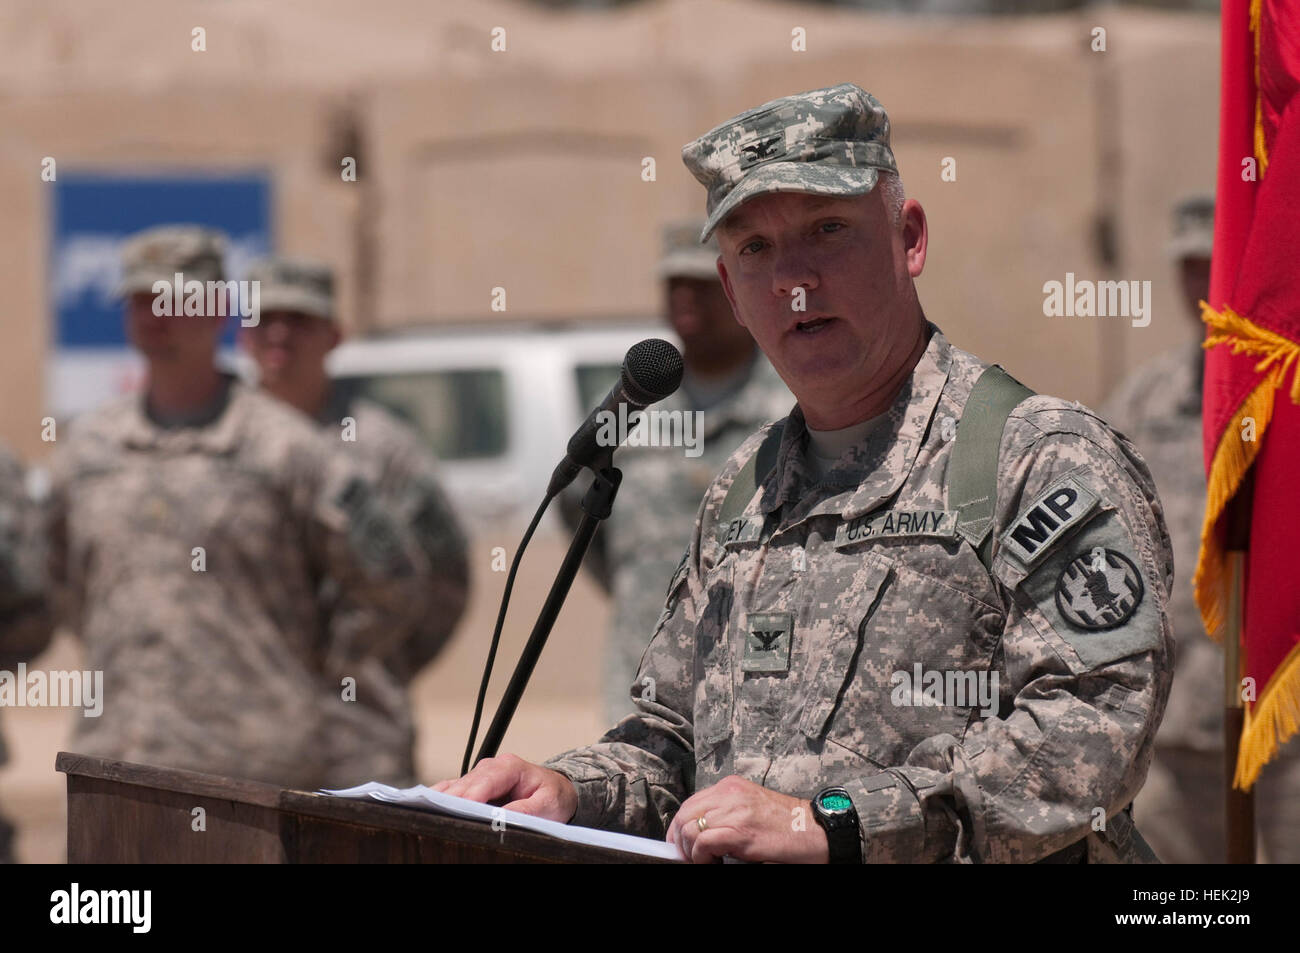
left=439, top=84, right=1174, bottom=864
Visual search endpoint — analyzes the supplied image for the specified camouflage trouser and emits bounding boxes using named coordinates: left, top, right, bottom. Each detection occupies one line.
left=1134, top=738, right=1300, bottom=863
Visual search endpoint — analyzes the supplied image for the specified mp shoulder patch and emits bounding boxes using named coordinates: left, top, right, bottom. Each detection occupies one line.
left=999, top=475, right=1100, bottom=569
left=1016, top=505, right=1162, bottom=672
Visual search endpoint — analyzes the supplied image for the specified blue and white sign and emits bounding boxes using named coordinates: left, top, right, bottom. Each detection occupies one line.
left=49, top=172, right=272, bottom=417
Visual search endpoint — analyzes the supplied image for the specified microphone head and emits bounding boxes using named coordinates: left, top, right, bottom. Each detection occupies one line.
left=622, top=338, right=684, bottom=405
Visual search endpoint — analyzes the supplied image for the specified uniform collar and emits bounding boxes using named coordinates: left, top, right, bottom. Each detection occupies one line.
left=119, top=373, right=248, bottom=455
left=759, top=321, right=950, bottom=523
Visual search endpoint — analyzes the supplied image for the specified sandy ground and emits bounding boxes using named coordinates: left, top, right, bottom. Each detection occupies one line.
left=0, top=532, right=614, bottom=863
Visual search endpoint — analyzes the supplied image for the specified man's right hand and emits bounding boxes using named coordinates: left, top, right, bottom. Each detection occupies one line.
left=433, top=754, right=579, bottom=823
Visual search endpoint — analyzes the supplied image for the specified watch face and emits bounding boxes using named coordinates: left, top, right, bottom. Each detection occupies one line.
left=819, top=792, right=853, bottom=815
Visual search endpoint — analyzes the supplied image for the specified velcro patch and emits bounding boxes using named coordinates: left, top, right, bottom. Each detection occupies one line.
left=1055, top=547, right=1144, bottom=630
left=835, top=510, right=958, bottom=548
left=742, top=611, right=794, bottom=673
left=999, top=476, right=1099, bottom=569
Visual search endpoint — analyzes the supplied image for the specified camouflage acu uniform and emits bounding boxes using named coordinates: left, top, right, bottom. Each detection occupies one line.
left=544, top=84, right=1174, bottom=863
left=0, top=445, right=52, bottom=863
left=46, top=227, right=426, bottom=790
left=1104, top=343, right=1300, bottom=863
left=247, top=255, right=471, bottom=687
left=46, top=381, right=431, bottom=789
left=318, top=389, right=470, bottom=683
left=0, top=445, right=51, bottom=691
left=546, top=324, right=1173, bottom=862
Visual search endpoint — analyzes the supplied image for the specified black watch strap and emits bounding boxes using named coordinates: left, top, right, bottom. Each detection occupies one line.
left=812, top=787, right=862, bottom=864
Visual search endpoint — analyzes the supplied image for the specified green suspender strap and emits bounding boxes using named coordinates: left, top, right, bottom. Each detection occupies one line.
left=948, top=364, right=1036, bottom=570
left=715, top=424, right=785, bottom=542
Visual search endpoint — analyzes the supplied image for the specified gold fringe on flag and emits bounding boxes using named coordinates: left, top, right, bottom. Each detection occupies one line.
left=1237, top=643, right=1300, bottom=789
left=1194, top=303, right=1300, bottom=788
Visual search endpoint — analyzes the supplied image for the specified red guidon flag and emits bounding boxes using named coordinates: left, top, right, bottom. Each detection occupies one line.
left=1196, top=0, right=1300, bottom=789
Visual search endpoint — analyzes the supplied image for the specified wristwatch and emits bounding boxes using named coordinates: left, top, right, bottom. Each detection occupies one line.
left=811, top=786, right=862, bottom=864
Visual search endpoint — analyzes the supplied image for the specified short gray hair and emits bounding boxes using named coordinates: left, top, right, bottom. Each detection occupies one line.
left=876, top=170, right=905, bottom=227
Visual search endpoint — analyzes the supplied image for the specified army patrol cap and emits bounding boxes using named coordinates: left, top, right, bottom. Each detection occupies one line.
left=1166, top=194, right=1214, bottom=261
left=657, top=222, right=721, bottom=281
left=245, top=256, right=335, bottom=321
left=681, top=82, right=899, bottom=243
left=118, top=224, right=227, bottom=296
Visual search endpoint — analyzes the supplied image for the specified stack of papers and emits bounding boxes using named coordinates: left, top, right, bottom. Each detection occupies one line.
left=320, top=782, right=682, bottom=861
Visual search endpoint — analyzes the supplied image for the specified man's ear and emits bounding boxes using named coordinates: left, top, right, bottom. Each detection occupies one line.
left=715, top=254, right=748, bottom=328
left=901, top=199, right=928, bottom=279
left=326, top=324, right=342, bottom=352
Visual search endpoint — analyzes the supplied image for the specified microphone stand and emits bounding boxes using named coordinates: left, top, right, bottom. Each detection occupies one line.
left=473, top=456, right=622, bottom=765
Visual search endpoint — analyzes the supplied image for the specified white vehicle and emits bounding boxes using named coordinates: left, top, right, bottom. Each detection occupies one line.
left=325, top=321, right=672, bottom=528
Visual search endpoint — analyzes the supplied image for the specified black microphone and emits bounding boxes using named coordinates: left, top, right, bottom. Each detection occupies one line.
left=546, top=338, right=684, bottom=497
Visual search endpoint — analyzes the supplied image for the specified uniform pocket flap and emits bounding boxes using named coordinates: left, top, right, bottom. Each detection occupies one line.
left=799, top=553, right=893, bottom=739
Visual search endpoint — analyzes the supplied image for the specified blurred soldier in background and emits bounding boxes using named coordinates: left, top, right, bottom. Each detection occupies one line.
left=1103, top=195, right=1300, bottom=863
left=241, top=258, right=469, bottom=706
left=0, top=445, right=52, bottom=863
left=562, top=223, right=791, bottom=725
left=45, top=225, right=429, bottom=791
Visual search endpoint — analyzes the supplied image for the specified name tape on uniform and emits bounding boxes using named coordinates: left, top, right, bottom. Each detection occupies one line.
left=720, top=516, right=763, bottom=547
left=834, top=510, right=958, bottom=549
left=999, top=475, right=1100, bottom=569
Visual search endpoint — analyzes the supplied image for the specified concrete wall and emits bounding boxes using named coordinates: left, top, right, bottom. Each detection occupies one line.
left=0, top=2, right=1221, bottom=463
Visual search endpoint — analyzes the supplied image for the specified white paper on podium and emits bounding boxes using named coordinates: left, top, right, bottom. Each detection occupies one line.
left=319, top=782, right=682, bottom=861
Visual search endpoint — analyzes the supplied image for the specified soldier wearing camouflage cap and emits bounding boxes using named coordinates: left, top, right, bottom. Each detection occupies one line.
left=440, top=83, right=1174, bottom=864
left=46, top=225, right=431, bottom=790
left=241, top=256, right=470, bottom=737
left=1104, top=195, right=1300, bottom=863
left=0, top=444, right=52, bottom=862
left=117, top=225, right=226, bottom=297
left=558, top=223, right=792, bottom=726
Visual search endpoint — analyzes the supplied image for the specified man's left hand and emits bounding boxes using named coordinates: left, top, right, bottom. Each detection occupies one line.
left=666, top=775, right=831, bottom=863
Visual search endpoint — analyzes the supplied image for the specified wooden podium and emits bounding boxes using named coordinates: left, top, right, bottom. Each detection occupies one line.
left=56, top=752, right=674, bottom=863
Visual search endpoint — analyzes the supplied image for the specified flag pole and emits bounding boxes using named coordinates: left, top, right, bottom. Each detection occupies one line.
left=1223, top=472, right=1255, bottom=864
